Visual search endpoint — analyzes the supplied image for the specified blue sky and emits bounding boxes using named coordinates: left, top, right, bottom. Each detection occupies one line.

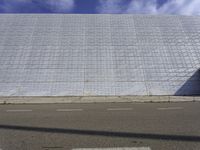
left=0, top=0, right=199, bottom=15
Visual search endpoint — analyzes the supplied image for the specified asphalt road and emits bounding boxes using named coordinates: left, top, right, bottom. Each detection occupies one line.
left=0, top=102, right=200, bottom=150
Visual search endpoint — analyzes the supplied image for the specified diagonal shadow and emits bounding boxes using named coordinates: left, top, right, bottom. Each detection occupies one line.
left=175, top=69, right=200, bottom=96
left=0, top=124, right=200, bottom=142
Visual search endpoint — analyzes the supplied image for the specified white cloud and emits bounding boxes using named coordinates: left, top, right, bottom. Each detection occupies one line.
left=126, top=0, right=157, bottom=14
left=97, top=0, right=200, bottom=15
left=159, top=0, right=200, bottom=15
left=0, top=0, right=75, bottom=13
left=45, top=0, right=75, bottom=12
left=97, top=0, right=125, bottom=13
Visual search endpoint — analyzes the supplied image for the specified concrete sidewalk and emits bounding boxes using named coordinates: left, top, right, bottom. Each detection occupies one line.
left=0, top=96, right=200, bottom=104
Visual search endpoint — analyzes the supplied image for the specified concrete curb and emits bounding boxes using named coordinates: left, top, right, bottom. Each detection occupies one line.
left=0, top=96, right=199, bottom=104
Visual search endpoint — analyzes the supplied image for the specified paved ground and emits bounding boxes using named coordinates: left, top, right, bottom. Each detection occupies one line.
left=0, top=102, right=200, bottom=150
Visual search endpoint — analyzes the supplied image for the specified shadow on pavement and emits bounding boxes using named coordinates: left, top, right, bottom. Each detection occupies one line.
left=0, top=124, right=200, bottom=142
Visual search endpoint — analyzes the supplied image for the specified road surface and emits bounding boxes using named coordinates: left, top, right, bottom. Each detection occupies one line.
left=0, top=102, right=200, bottom=150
